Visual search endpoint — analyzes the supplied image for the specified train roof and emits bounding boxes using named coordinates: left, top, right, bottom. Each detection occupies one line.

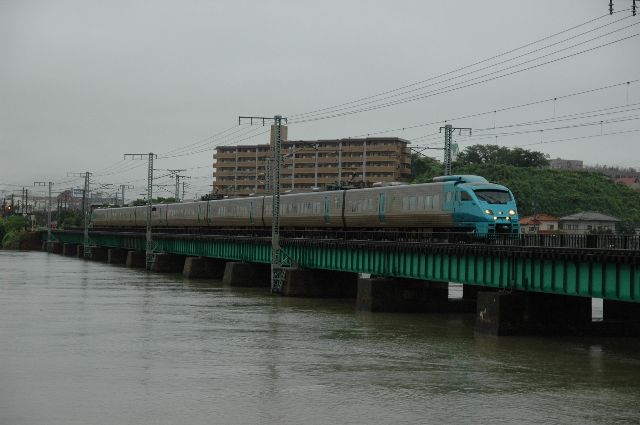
left=432, top=175, right=488, bottom=183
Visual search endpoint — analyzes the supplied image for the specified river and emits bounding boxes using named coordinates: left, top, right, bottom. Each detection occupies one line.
left=1, top=250, right=639, bottom=424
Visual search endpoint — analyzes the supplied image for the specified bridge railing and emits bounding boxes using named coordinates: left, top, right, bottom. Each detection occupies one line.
left=85, top=226, right=640, bottom=250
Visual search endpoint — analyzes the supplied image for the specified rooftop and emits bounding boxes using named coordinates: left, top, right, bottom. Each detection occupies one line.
left=520, top=213, right=558, bottom=225
left=559, top=212, right=621, bottom=222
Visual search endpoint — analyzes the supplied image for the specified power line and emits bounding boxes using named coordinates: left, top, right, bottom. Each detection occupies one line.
left=289, top=11, right=628, bottom=120
left=290, top=30, right=640, bottom=124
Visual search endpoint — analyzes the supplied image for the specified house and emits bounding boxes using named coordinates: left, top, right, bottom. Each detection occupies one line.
left=519, top=214, right=559, bottom=234
left=559, top=212, right=620, bottom=234
left=614, top=176, right=640, bottom=190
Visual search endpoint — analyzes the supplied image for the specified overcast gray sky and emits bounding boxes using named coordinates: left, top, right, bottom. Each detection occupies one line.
left=1, top=0, right=639, bottom=200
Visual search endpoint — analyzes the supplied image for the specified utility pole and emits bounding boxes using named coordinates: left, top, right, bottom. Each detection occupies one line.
left=291, top=144, right=296, bottom=190
left=338, top=141, right=342, bottom=186
left=239, top=115, right=291, bottom=293
left=125, top=153, right=157, bottom=268
left=234, top=147, right=239, bottom=195
left=362, top=140, right=367, bottom=188
left=439, top=124, right=471, bottom=176
left=118, top=184, right=134, bottom=207
left=165, top=169, right=186, bottom=201
left=174, top=174, right=189, bottom=202
left=313, top=143, right=319, bottom=189
left=68, top=172, right=92, bottom=256
left=34, top=181, right=53, bottom=250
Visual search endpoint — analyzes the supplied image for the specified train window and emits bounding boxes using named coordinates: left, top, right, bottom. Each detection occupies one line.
left=402, top=197, right=409, bottom=210
left=409, top=196, right=417, bottom=211
left=433, top=194, right=440, bottom=209
left=424, top=195, right=432, bottom=210
left=446, top=192, right=453, bottom=203
left=474, top=190, right=511, bottom=204
left=460, top=191, right=473, bottom=201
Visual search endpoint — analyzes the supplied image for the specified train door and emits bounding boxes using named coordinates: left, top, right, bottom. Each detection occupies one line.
left=249, top=200, right=254, bottom=225
left=378, top=192, right=385, bottom=223
left=443, top=184, right=455, bottom=212
left=323, top=196, right=330, bottom=224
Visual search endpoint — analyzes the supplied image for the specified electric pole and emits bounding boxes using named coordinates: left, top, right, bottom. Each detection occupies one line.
left=165, top=169, right=186, bottom=201
left=68, top=171, right=92, bottom=256
left=124, top=153, right=157, bottom=268
left=175, top=175, right=190, bottom=202
left=608, top=0, right=636, bottom=15
left=239, top=115, right=290, bottom=293
left=439, top=124, right=471, bottom=176
left=313, top=143, right=319, bottom=189
left=117, top=184, right=134, bottom=207
left=34, top=181, right=53, bottom=250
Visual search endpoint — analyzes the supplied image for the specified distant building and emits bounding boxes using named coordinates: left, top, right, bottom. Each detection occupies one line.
left=212, top=134, right=412, bottom=196
left=56, top=189, right=116, bottom=211
left=559, top=212, right=620, bottom=234
left=614, top=176, right=640, bottom=190
left=519, top=213, right=559, bottom=234
left=549, top=158, right=583, bottom=170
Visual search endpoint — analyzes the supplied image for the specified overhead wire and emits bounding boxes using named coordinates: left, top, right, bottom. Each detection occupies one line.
left=289, top=10, right=629, bottom=120
left=291, top=14, right=637, bottom=122
left=290, top=30, right=640, bottom=124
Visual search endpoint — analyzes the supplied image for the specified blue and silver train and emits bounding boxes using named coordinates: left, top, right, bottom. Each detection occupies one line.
left=92, top=175, right=519, bottom=236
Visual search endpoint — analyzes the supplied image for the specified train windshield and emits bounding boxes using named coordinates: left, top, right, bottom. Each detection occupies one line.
left=474, top=189, right=511, bottom=204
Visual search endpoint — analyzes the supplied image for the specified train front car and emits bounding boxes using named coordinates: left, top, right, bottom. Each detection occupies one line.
left=435, top=175, right=519, bottom=237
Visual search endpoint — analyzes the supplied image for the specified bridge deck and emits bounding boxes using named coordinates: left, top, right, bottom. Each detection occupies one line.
left=48, top=230, right=640, bottom=303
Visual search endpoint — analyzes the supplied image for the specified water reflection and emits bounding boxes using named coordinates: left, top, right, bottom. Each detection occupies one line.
left=0, top=251, right=639, bottom=425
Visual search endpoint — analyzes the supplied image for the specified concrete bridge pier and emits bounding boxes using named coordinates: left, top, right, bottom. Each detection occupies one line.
left=62, top=243, right=77, bottom=257
left=89, top=247, right=108, bottom=262
left=222, top=262, right=270, bottom=288
left=107, top=249, right=128, bottom=265
left=598, top=300, right=640, bottom=335
left=147, top=253, right=186, bottom=273
left=604, top=300, right=640, bottom=322
left=126, top=250, right=146, bottom=268
left=182, top=257, right=226, bottom=279
left=280, top=269, right=358, bottom=297
left=356, top=277, right=449, bottom=312
left=48, top=241, right=63, bottom=254
left=475, top=291, right=592, bottom=336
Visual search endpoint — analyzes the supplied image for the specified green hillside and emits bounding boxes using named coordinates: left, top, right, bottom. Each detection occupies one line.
left=414, top=163, right=640, bottom=223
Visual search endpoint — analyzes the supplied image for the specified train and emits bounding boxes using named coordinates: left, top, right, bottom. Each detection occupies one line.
left=91, top=175, right=520, bottom=236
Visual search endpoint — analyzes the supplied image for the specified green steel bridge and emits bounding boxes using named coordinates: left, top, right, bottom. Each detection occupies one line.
left=47, top=229, right=640, bottom=303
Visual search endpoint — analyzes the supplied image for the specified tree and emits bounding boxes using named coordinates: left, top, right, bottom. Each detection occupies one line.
left=455, top=145, right=549, bottom=167
left=410, top=155, right=442, bottom=182
left=57, top=210, right=82, bottom=229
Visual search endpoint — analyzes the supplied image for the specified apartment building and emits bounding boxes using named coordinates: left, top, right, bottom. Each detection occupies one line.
left=212, top=135, right=412, bottom=196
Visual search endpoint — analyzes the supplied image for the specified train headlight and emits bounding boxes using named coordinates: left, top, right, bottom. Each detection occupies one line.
left=493, top=216, right=498, bottom=220
left=509, top=209, right=516, bottom=216
left=505, top=217, right=511, bottom=220
left=485, top=209, right=493, bottom=215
